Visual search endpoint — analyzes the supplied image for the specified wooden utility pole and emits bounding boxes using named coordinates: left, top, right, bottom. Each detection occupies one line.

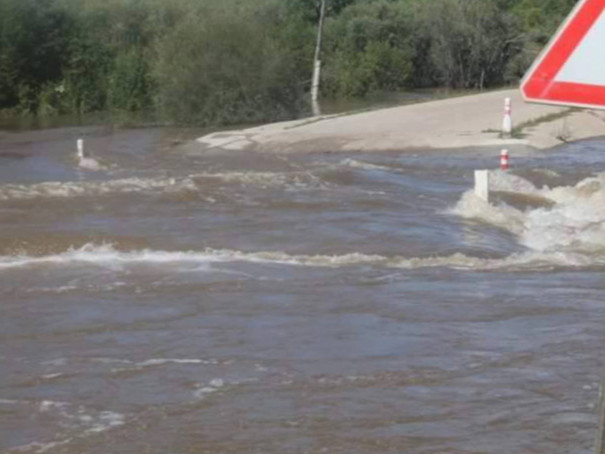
left=311, top=0, right=326, bottom=116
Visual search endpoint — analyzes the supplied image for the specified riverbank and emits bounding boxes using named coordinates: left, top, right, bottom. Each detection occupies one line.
left=196, top=89, right=605, bottom=153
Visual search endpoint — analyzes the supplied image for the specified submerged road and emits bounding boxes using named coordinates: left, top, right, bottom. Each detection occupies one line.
left=197, top=89, right=605, bottom=153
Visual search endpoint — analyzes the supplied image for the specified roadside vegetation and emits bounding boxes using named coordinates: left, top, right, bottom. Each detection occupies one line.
left=0, top=0, right=576, bottom=126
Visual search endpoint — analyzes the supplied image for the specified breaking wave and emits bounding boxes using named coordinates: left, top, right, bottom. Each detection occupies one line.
left=193, top=170, right=325, bottom=189
left=0, top=170, right=326, bottom=201
left=1, top=170, right=605, bottom=273
left=0, top=242, right=603, bottom=273
left=452, top=170, right=605, bottom=256
left=0, top=177, right=196, bottom=201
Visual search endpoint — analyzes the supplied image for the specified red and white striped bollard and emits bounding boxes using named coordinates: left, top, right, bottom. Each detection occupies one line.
left=500, top=149, right=509, bottom=171
left=502, top=97, right=512, bottom=137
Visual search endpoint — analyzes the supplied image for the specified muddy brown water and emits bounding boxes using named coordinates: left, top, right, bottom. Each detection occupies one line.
left=1, top=125, right=605, bottom=454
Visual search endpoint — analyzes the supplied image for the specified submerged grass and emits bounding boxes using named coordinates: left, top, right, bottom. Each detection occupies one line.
left=483, top=108, right=578, bottom=140
left=511, top=108, right=578, bottom=139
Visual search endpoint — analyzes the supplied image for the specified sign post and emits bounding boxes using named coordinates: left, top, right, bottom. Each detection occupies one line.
left=521, top=0, right=605, bottom=109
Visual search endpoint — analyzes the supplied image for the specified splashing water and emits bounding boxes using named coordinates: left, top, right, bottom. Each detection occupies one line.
left=453, top=170, right=605, bottom=260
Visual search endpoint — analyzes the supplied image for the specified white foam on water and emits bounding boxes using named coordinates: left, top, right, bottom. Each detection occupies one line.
left=209, top=378, right=225, bottom=388
left=196, top=171, right=289, bottom=185
left=85, top=357, right=220, bottom=375
left=27, top=281, right=130, bottom=294
left=194, top=170, right=328, bottom=191
left=9, top=440, right=72, bottom=453
left=135, top=358, right=207, bottom=367
left=193, top=378, right=226, bottom=400
left=0, top=169, right=328, bottom=202
left=36, top=400, right=125, bottom=437
left=26, top=285, right=79, bottom=294
left=0, top=176, right=197, bottom=201
left=0, top=243, right=386, bottom=271
left=85, top=411, right=125, bottom=434
left=39, top=400, right=69, bottom=412
left=452, top=170, right=605, bottom=265
left=7, top=406, right=122, bottom=453
left=0, top=398, right=118, bottom=454
left=527, top=176, right=605, bottom=253
left=90, top=358, right=132, bottom=365
left=2, top=170, right=605, bottom=274
left=531, top=168, right=561, bottom=178
left=0, top=241, right=602, bottom=274
left=340, top=159, right=394, bottom=172
left=40, top=373, right=64, bottom=380
left=41, top=358, right=68, bottom=367
left=452, top=191, right=526, bottom=236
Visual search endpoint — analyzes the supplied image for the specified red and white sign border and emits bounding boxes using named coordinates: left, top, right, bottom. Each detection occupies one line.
left=521, top=0, right=605, bottom=109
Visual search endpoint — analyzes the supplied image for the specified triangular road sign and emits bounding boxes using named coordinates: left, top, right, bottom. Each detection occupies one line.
left=521, top=0, right=605, bottom=109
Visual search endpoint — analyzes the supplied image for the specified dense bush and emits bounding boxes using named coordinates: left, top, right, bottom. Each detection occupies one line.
left=154, top=1, right=306, bottom=125
left=0, top=0, right=578, bottom=125
left=322, top=1, right=415, bottom=97
left=411, top=0, right=525, bottom=89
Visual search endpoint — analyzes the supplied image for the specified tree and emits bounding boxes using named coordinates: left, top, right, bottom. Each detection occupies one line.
left=322, top=0, right=415, bottom=97
left=0, top=0, right=74, bottom=112
left=154, top=0, right=305, bottom=125
left=413, top=0, right=523, bottom=89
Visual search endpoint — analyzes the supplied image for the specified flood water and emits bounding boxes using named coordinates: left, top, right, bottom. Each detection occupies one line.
left=1, top=125, right=605, bottom=454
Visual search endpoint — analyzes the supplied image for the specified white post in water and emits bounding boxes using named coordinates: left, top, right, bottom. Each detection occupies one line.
left=474, top=170, right=489, bottom=202
left=502, top=97, right=512, bottom=137
left=77, top=138, right=84, bottom=158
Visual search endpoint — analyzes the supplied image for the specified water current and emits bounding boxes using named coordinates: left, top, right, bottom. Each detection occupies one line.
left=1, top=125, right=605, bottom=453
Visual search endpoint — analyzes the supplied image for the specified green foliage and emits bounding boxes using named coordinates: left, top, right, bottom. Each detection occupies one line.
left=154, top=0, right=305, bottom=125
left=511, top=0, right=576, bottom=39
left=287, top=0, right=357, bottom=23
left=109, top=49, right=152, bottom=112
left=323, top=1, right=415, bottom=97
left=412, top=0, right=524, bottom=89
left=0, top=0, right=74, bottom=113
left=0, top=0, right=579, bottom=125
